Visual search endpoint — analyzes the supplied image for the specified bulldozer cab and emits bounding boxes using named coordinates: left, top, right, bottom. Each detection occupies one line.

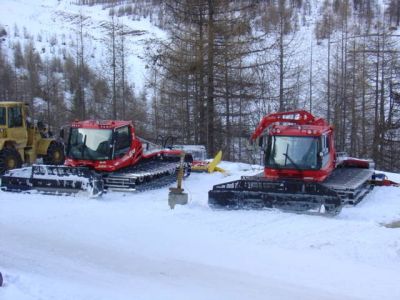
left=0, top=102, right=65, bottom=174
left=0, top=102, right=28, bottom=150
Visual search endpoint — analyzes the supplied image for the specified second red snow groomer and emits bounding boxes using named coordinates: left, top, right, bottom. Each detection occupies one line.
left=209, top=110, right=375, bottom=215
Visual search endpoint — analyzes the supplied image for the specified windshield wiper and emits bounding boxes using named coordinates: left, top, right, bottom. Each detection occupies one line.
left=283, top=144, right=302, bottom=172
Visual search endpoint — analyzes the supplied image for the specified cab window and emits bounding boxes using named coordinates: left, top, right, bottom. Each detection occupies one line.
left=114, top=126, right=131, bottom=157
left=8, top=106, right=23, bottom=128
left=0, top=107, right=5, bottom=125
left=321, top=135, right=330, bottom=167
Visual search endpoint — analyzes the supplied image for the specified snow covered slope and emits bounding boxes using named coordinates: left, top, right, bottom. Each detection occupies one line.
left=1, top=162, right=400, bottom=300
left=0, top=0, right=165, bottom=90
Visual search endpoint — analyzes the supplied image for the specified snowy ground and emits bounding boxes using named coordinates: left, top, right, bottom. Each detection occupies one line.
left=1, top=162, right=400, bottom=300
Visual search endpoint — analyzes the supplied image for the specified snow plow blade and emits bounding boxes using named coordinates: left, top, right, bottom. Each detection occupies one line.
left=0, top=165, right=104, bottom=197
left=208, top=176, right=342, bottom=216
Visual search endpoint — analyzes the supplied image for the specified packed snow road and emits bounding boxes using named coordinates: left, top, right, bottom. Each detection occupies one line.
left=1, top=162, right=400, bottom=300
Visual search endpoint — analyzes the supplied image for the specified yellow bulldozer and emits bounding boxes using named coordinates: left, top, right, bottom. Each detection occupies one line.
left=0, top=101, right=65, bottom=174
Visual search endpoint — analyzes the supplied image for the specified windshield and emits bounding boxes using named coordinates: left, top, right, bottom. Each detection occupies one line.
left=68, top=128, right=113, bottom=160
left=266, top=136, right=319, bottom=170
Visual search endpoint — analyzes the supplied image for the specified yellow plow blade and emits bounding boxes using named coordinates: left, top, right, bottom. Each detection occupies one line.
left=192, top=151, right=226, bottom=173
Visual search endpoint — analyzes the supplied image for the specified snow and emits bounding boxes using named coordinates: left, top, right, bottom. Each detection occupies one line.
left=0, top=1, right=400, bottom=298
left=0, top=0, right=165, bottom=91
left=1, top=162, right=400, bottom=300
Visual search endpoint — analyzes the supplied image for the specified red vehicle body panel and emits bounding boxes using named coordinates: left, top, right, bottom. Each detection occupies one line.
left=251, top=111, right=337, bottom=182
left=65, top=120, right=183, bottom=172
left=263, top=124, right=336, bottom=182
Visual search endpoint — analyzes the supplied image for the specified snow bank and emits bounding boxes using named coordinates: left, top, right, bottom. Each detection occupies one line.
left=1, top=162, right=400, bottom=299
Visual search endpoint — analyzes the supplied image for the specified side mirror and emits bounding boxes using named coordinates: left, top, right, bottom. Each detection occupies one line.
left=258, top=136, right=264, bottom=148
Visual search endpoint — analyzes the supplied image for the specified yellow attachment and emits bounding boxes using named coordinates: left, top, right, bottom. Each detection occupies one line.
left=36, top=138, right=53, bottom=155
left=168, top=151, right=188, bottom=209
left=207, top=150, right=222, bottom=173
left=213, top=166, right=226, bottom=174
left=192, top=150, right=226, bottom=174
left=24, top=148, right=36, bottom=164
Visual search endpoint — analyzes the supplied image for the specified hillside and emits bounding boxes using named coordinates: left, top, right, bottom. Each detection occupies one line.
left=0, top=0, right=164, bottom=90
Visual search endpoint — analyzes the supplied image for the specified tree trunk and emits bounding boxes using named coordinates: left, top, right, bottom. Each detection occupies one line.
left=373, top=34, right=380, bottom=164
left=198, top=9, right=206, bottom=146
left=279, top=17, right=284, bottom=111
left=206, top=0, right=215, bottom=156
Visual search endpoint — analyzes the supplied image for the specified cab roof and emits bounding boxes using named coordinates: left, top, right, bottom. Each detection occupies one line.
left=71, top=120, right=132, bottom=129
left=270, top=124, right=332, bottom=137
left=0, top=101, right=27, bottom=107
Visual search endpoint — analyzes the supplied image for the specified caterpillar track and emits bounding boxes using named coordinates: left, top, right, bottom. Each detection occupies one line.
left=0, top=158, right=191, bottom=197
left=103, top=158, right=191, bottom=192
left=208, top=164, right=375, bottom=216
left=0, top=165, right=104, bottom=197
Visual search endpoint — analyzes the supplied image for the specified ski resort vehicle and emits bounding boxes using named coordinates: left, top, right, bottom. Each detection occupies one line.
left=0, top=101, right=65, bottom=174
left=172, top=144, right=207, bottom=164
left=172, top=145, right=225, bottom=173
left=208, top=110, right=386, bottom=215
left=1, top=119, right=192, bottom=196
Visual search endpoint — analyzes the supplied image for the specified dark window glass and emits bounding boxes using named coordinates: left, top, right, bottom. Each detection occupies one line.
left=68, top=128, right=113, bottom=160
left=0, top=107, right=5, bottom=125
left=266, top=136, right=319, bottom=170
left=325, top=135, right=330, bottom=151
left=8, top=106, right=23, bottom=128
left=114, top=126, right=131, bottom=157
left=322, top=135, right=331, bottom=167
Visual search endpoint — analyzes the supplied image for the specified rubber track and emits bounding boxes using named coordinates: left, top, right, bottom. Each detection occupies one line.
left=0, top=165, right=103, bottom=197
left=209, top=177, right=342, bottom=216
left=1, top=158, right=191, bottom=196
left=103, top=159, right=190, bottom=192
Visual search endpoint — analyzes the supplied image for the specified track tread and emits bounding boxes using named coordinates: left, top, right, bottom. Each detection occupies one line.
left=103, top=158, right=191, bottom=192
left=208, top=177, right=343, bottom=216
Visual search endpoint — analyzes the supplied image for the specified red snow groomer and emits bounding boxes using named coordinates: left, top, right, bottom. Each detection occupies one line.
left=208, top=110, right=383, bottom=215
left=1, top=120, right=192, bottom=196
